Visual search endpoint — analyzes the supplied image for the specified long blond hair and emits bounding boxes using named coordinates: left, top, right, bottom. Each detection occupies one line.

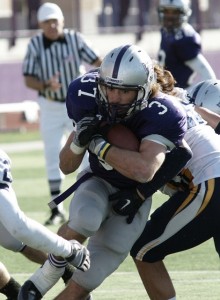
left=150, top=61, right=176, bottom=97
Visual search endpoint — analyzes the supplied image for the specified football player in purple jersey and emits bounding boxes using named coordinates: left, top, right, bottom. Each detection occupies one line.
left=19, top=44, right=191, bottom=300
left=158, top=0, right=216, bottom=89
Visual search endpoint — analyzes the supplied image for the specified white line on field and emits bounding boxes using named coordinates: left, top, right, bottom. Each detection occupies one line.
left=13, top=270, right=220, bottom=277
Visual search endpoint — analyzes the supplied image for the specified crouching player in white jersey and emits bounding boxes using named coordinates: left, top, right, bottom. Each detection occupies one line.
left=0, top=149, right=90, bottom=299
left=130, top=80, right=220, bottom=299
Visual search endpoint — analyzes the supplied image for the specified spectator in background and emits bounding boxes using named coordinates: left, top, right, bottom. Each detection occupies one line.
left=136, top=0, right=151, bottom=42
left=190, top=0, right=202, bottom=32
left=118, top=0, right=131, bottom=26
left=22, top=2, right=102, bottom=225
left=99, top=0, right=130, bottom=27
left=26, top=0, right=41, bottom=29
left=99, top=0, right=121, bottom=27
left=157, top=0, right=216, bottom=89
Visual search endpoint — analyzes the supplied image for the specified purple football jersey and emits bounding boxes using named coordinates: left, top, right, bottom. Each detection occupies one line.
left=158, top=23, right=201, bottom=88
left=66, top=70, right=187, bottom=188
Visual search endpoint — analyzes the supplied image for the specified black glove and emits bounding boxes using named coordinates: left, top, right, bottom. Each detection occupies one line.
left=71, top=114, right=102, bottom=154
left=75, top=115, right=103, bottom=147
left=109, top=189, right=144, bottom=224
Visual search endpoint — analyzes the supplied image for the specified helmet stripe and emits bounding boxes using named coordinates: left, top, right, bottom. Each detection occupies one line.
left=112, top=45, right=131, bottom=78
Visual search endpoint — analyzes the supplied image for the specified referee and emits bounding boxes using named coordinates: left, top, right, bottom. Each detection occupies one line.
left=22, top=2, right=102, bottom=226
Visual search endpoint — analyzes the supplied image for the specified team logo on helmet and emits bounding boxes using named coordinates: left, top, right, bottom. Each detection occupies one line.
left=105, top=77, right=123, bottom=85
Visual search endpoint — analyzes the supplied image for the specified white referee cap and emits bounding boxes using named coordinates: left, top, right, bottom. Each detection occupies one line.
left=37, top=2, right=64, bottom=23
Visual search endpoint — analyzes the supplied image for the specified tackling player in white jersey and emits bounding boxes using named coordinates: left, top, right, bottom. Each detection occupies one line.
left=0, top=148, right=90, bottom=298
left=130, top=80, right=220, bottom=299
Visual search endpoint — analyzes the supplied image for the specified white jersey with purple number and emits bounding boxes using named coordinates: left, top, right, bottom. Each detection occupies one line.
left=180, top=102, right=220, bottom=185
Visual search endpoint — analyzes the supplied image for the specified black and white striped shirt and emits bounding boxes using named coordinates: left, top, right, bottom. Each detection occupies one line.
left=22, top=29, right=100, bottom=102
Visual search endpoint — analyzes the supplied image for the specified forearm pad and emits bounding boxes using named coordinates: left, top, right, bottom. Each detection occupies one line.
left=137, top=146, right=192, bottom=199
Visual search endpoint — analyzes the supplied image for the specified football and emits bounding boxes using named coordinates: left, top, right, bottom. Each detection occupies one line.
left=106, top=123, right=140, bottom=151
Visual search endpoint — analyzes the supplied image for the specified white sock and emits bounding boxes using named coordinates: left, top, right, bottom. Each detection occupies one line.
left=49, top=253, right=67, bottom=268
left=168, top=297, right=176, bottom=300
left=30, top=260, right=65, bottom=295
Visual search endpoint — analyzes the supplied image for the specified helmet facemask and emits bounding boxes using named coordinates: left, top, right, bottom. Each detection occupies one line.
left=96, top=80, right=148, bottom=123
left=158, top=0, right=192, bottom=32
left=158, top=8, right=186, bottom=32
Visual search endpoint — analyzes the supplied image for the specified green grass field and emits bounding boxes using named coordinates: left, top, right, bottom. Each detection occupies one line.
left=0, top=132, right=220, bottom=299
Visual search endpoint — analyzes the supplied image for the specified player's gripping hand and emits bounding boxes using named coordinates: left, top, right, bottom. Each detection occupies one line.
left=109, top=189, right=145, bottom=224
left=70, top=115, right=102, bottom=155
left=65, top=240, right=90, bottom=272
left=88, top=135, right=112, bottom=160
left=88, top=135, right=113, bottom=170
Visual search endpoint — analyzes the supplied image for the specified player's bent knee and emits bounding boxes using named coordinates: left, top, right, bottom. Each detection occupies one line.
left=72, top=267, right=109, bottom=291
left=77, top=207, right=103, bottom=234
left=101, top=231, right=134, bottom=254
left=72, top=248, right=127, bottom=291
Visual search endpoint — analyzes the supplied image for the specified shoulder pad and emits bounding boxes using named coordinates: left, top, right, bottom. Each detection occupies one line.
left=66, top=70, right=99, bottom=122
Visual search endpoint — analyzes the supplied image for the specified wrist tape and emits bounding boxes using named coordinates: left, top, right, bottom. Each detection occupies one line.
left=97, top=141, right=112, bottom=160
left=70, top=142, right=85, bottom=155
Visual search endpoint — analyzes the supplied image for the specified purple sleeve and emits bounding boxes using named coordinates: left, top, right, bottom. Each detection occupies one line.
left=175, top=33, right=201, bottom=62
left=125, top=94, right=187, bottom=147
left=171, top=24, right=201, bottom=62
left=66, top=70, right=99, bottom=124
